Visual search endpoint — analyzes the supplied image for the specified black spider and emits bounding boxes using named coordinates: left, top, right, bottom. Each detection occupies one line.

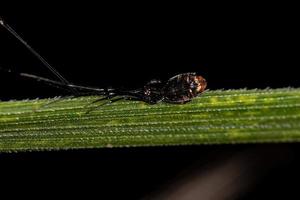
left=102, top=72, right=207, bottom=104
left=0, top=17, right=207, bottom=107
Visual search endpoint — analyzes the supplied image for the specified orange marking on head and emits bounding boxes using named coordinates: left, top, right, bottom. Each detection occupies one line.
left=195, top=76, right=207, bottom=93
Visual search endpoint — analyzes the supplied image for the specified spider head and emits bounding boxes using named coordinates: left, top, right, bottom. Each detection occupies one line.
left=189, top=75, right=207, bottom=96
left=195, top=75, right=207, bottom=93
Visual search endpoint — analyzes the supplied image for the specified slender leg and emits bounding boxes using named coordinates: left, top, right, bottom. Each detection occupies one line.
left=35, top=96, right=74, bottom=111
left=84, top=94, right=118, bottom=114
left=35, top=92, right=99, bottom=111
left=84, top=95, right=143, bottom=114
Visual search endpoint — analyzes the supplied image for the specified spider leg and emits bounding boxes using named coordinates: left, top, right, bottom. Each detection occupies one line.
left=85, top=88, right=116, bottom=105
left=34, top=96, right=74, bottom=111
left=34, top=91, right=102, bottom=111
left=84, top=94, right=146, bottom=114
left=84, top=94, right=118, bottom=114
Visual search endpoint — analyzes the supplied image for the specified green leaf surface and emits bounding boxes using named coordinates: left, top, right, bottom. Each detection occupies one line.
left=1, top=88, right=300, bottom=152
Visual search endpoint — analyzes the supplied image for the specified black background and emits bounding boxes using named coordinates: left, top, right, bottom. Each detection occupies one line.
left=0, top=5, right=300, bottom=199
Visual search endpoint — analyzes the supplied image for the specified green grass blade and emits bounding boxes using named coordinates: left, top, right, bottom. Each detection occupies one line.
left=1, top=88, right=300, bottom=152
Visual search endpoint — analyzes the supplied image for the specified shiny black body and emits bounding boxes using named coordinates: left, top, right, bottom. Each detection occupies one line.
left=113, top=72, right=207, bottom=104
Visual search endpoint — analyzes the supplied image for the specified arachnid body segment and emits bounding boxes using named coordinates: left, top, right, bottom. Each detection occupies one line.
left=162, top=73, right=207, bottom=103
left=138, top=73, right=207, bottom=104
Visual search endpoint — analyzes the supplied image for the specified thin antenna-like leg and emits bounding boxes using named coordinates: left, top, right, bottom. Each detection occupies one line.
left=20, top=72, right=112, bottom=93
left=84, top=94, right=145, bottom=114
left=0, top=67, right=110, bottom=94
left=0, top=17, right=78, bottom=94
